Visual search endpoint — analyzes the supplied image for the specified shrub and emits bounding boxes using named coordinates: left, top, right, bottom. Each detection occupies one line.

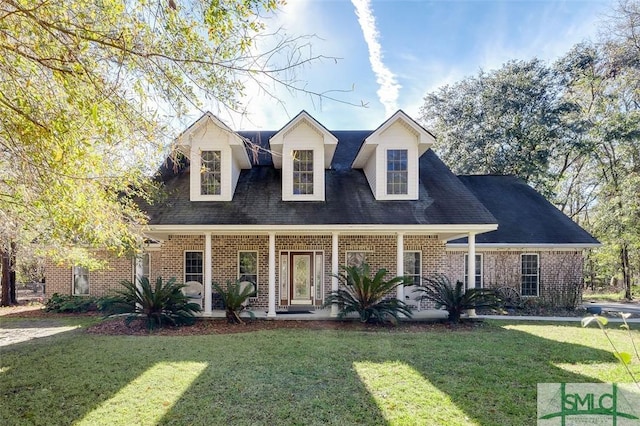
left=415, top=274, right=501, bottom=323
left=212, top=280, right=255, bottom=324
left=45, top=293, right=97, bottom=313
left=100, top=277, right=201, bottom=330
left=324, top=264, right=412, bottom=324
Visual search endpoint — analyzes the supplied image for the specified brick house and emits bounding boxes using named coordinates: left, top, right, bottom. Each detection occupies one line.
left=45, top=110, right=599, bottom=315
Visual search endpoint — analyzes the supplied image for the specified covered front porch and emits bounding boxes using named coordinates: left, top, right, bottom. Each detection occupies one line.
left=198, top=307, right=451, bottom=321
left=145, top=224, right=496, bottom=318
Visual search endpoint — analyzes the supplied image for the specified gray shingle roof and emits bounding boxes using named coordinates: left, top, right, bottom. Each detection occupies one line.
left=146, top=130, right=497, bottom=226
left=451, top=175, right=599, bottom=245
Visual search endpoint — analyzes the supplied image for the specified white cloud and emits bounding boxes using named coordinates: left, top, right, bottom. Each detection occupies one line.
left=351, top=0, right=400, bottom=116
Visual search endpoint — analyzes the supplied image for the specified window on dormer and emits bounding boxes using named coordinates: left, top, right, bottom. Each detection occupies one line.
left=387, top=149, right=408, bottom=195
left=292, top=149, right=314, bottom=195
left=201, top=150, right=221, bottom=195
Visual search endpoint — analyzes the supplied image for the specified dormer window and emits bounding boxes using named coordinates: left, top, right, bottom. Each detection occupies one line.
left=201, top=150, right=222, bottom=195
left=176, top=112, right=252, bottom=202
left=270, top=111, right=338, bottom=202
left=293, top=150, right=314, bottom=195
left=387, top=149, right=408, bottom=195
left=351, top=110, right=435, bottom=201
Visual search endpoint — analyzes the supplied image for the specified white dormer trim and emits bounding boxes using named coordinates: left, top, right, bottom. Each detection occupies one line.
left=175, top=112, right=252, bottom=202
left=269, top=111, right=338, bottom=169
left=270, top=111, right=338, bottom=202
left=351, top=110, right=436, bottom=201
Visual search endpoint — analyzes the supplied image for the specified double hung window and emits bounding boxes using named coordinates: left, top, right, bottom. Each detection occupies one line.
left=201, top=150, right=222, bottom=195
left=292, top=150, right=314, bottom=195
left=387, top=149, right=408, bottom=195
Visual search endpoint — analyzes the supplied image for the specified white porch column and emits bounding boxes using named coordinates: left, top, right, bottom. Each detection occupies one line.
left=467, top=232, right=476, bottom=291
left=204, top=232, right=212, bottom=314
left=396, top=232, right=404, bottom=301
left=267, top=232, right=276, bottom=318
left=331, top=232, right=339, bottom=317
left=466, top=231, right=477, bottom=318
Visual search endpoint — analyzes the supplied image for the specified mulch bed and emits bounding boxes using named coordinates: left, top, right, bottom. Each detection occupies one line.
left=84, top=317, right=480, bottom=336
left=1, top=304, right=481, bottom=335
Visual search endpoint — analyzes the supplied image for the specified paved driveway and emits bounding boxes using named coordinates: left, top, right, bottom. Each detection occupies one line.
left=0, top=318, right=80, bottom=347
left=583, top=301, right=640, bottom=316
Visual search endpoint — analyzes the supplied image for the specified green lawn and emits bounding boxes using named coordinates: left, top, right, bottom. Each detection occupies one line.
left=583, top=285, right=640, bottom=301
left=1, top=319, right=639, bottom=425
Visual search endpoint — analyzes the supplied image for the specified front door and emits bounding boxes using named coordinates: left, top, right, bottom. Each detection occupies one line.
left=290, top=252, right=313, bottom=305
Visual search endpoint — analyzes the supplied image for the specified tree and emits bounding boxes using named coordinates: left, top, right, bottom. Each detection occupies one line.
left=419, top=59, right=582, bottom=198
left=419, top=1, right=640, bottom=300
left=0, top=0, right=332, bottom=305
left=555, top=7, right=640, bottom=300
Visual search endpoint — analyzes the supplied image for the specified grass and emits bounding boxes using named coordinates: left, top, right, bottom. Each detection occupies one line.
left=1, top=318, right=640, bottom=425
left=583, top=285, right=640, bottom=301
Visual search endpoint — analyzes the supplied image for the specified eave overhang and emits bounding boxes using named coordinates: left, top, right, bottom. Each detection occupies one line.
left=352, top=110, right=436, bottom=168
left=144, top=223, right=498, bottom=240
left=174, top=112, right=252, bottom=169
left=269, top=111, right=338, bottom=169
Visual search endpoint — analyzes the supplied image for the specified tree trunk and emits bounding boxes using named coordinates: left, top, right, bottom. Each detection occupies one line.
left=9, top=241, right=17, bottom=304
left=0, top=246, right=11, bottom=306
left=621, top=244, right=632, bottom=300
left=589, top=253, right=596, bottom=291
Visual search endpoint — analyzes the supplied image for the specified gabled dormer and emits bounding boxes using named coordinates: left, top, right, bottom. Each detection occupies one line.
left=351, top=110, right=435, bottom=200
left=269, top=111, right=338, bottom=201
left=176, top=112, right=252, bottom=201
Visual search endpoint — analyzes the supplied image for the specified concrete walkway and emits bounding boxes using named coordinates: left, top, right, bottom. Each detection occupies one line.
left=582, top=301, right=640, bottom=315
left=205, top=307, right=640, bottom=323
left=0, top=319, right=81, bottom=347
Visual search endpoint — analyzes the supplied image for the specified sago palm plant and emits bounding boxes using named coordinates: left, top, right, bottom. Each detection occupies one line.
left=213, top=280, right=256, bottom=324
left=324, top=263, right=413, bottom=324
left=101, top=276, right=201, bottom=330
left=415, top=274, right=500, bottom=323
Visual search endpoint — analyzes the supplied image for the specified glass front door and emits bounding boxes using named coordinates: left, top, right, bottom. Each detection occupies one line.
left=290, top=252, right=313, bottom=304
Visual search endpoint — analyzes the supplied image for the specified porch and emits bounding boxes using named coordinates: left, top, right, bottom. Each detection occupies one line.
left=197, top=307, right=450, bottom=321
left=144, top=226, right=493, bottom=319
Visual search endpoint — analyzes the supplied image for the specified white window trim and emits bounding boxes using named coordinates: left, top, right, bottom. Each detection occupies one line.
left=386, top=148, right=409, bottom=196
left=200, top=150, right=222, bottom=196
left=279, top=251, right=289, bottom=303
left=190, top=148, right=229, bottom=201
left=71, top=266, right=90, bottom=296
left=133, top=253, right=151, bottom=283
left=404, top=250, right=422, bottom=287
left=376, top=147, right=417, bottom=201
left=315, top=252, right=324, bottom=302
left=283, top=146, right=325, bottom=201
left=184, top=250, right=205, bottom=284
left=237, top=250, right=259, bottom=297
left=345, top=250, right=372, bottom=268
left=292, top=149, right=315, bottom=196
left=521, top=253, right=540, bottom=297
left=464, top=253, right=483, bottom=289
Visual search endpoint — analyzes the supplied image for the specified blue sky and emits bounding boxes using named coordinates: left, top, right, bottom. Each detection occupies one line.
left=206, top=0, right=614, bottom=131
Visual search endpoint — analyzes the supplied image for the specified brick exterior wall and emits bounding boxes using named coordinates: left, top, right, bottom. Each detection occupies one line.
left=44, top=234, right=447, bottom=309
left=44, top=236, right=586, bottom=309
left=445, top=250, right=585, bottom=307
left=44, top=251, right=134, bottom=298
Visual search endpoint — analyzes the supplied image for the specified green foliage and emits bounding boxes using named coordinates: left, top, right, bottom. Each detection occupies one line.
left=0, top=0, right=325, bottom=266
left=100, top=277, right=200, bottom=330
left=415, top=274, right=501, bottom=323
left=44, top=293, right=97, bottom=313
left=420, top=58, right=578, bottom=198
left=212, top=280, right=256, bottom=324
left=582, top=314, right=640, bottom=390
left=324, top=264, right=412, bottom=324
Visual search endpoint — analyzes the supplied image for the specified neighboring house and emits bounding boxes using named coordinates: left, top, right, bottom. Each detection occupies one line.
left=45, top=110, right=599, bottom=315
